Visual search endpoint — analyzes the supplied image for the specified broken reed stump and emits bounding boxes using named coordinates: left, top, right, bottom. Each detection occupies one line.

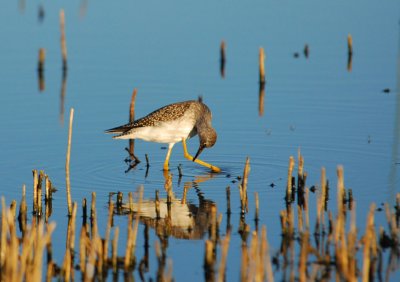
left=60, top=69, right=67, bottom=124
left=220, top=40, right=226, bottom=78
left=4, top=152, right=400, bottom=281
left=217, top=231, right=230, bottom=282
left=303, top=44, right=309, bottom=58
left=226, top=186, right=231, bottom=216
left=37, top=170, right=44, bottom=216
left=59, top=9, right=68, bottom=70
left=286, top=156, right=295, bottom=202
left=124, top=187, right=143, bottom=271
left=37, top=48, right=45, bottom=91
left=204, top=240, right=215, bottom=281
left=259, top=47, right=265, bottom=85
left=347, top=34, right=353, bottom=56
left=239, top=157, right=250, bottom=214
left=258, top=82, right=265, bottom=117
left=112, top=226, right=120, bottom=274
left=155, top=190, right=161, bottom=219
left=254, top=192, right=259, bottom=225
left=65, top=108, right=74, bottom=216
left=315, top=167, right=327, bottom=234
left=33, top=169, right=38, bottom=213
left=128, top=88, right=140, bottom=163
left=18, top=185, right=27, bottom=234
left=297, top=150, right=306, bottom=207
left=347, top=34, right=353, bottom=72
left=63, top=202, right=77, bottom=280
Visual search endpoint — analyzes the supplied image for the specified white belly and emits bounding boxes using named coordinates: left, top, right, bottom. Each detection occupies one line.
left=121, top=120, right=195, bottom=143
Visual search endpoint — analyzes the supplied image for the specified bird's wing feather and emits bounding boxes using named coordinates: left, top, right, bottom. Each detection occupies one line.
left=105, top=101, right=195, bottom=136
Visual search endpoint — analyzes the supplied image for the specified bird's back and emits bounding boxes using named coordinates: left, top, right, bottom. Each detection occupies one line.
left=105, top=100, right=203, bottom=139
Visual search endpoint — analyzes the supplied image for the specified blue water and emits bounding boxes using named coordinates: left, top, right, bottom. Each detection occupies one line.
left=0, top=0, right=399, bottom=281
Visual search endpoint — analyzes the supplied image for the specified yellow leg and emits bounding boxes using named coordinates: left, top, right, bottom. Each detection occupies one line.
left=163, top=144, right=174, bottom=171
left=182, top=138, right=221, bottom=173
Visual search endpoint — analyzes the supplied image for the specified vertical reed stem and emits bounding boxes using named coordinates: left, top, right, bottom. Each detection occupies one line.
left=286, top=156, right=295, bottom=201
left=129, top=89, right=139, bottom=162
left=112, top=226, right=119, bottom=273
left=33, top=169, right=38, bottom=214
left=220, top=40, right=226, bottom=78
left=60, top=9, right=68, bottom=70
left=347, top=34, right=353, bottom=56
left=254, top=192, right=259, bottom=222
left=217, top=232, right=230, bottom=282
left=259, top=47, right=265, bottom=84
left=65, top=108, right=74, bottom=216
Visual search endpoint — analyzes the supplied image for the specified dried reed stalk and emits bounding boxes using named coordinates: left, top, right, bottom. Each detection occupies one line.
left=362, top=203, right=376, bottom=282
left=60, top=9, right=68, bottom=70
left=347, top=34, right=353, bottom=56
left=220, top=40, right=226, bottom=78
left=217, top=231, right=231, bottom=282
left=18, top=185, right=27, bottom=234
left=32, top=222, right=56, bottom=282
left=298, top=232, right=309, bottom=282
left=129, top=89, right=139, bottom=162
left=112, top=226, right=119, bottom=273
left=63, top=202, right=77, bottom=280
left=297, top=205, right=303, bottom=233
left=124, top=187, right=143, bottom=270
left=316, top=167, right=327, bottom=233
left=204, top=240, right=215, bottom=279
left=259, top=47, right=265, bottom=84
left=90, top=192, right=97, bottom=238
left=79, top=225, right=87, bottom=273
left=263, top=226, right=274, bottom=282
left=226, top=186, right=231, bottom=215
left=103, top=201, right=114, bottom=264
left=255, top=192, right=259, bottom=221
left=38, top=48, right=46, bottom=72
left=337, top=166, right=344, bottom=216
left=37, top=170, right=44, bottom=216
left=286, top=156, right=295, bottom=200
left=304, top=188, right=310, bottom=231
left=258, top=82, right=265, bottom=116
left=210, top=206, right=218, bottom=243
left=45, top=174, right=50, bottom=201
left=65, top=108, right=74, bottom=216
left=240, top=157, right=250, bottom=213
left=155, top=190, right=160, bottom=219
left=240, top=244, right=248, bottom=282
left=33, top=169, right=38, bottom=213
left=347, top=201, right=357, bottom=282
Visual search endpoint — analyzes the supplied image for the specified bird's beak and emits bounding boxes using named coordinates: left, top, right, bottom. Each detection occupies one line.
left=193, top=144, right=205, bottom=161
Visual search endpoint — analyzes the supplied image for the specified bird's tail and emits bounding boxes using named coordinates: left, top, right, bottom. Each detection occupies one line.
left=104, top=124, right=131, bottom=134
left=105, top=124, right=134, bottom=139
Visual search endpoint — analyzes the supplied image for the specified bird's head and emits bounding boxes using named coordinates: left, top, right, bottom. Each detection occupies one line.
left=193, top=127, right=217, bottom=161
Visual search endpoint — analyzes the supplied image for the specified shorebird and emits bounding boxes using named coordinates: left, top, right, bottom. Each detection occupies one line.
left=105, top=100, right=221, bottom=172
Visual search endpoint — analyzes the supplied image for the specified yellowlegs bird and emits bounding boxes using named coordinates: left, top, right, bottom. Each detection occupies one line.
left=105, top=100, right=221, bottom=172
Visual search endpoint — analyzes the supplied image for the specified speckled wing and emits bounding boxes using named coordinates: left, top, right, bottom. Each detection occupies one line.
left=105, top=101, right=194, bottom=138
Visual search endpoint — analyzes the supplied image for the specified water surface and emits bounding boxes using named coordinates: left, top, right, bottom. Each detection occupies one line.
left=0, top=0, right=399, bottom=281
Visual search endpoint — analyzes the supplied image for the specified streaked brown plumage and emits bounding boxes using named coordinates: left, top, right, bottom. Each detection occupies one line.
left=105, top=100, right=221, bottom=172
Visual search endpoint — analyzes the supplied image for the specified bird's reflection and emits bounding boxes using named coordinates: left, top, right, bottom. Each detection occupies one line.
left=123, top=173, right=216, bottom=240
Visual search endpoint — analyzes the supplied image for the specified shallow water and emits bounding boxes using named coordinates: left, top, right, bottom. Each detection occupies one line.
left=1, top=0, right=400, bottom=281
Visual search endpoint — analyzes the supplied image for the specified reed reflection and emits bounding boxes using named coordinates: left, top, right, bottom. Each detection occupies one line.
left=220, top=40, right=226, bottom=78
left=347, top=34, right=353, bottom=72
left=59, top=70, right=67, bottom=124
left=37, top=48, right=45, bottom=92
left=121, top=173, right=216, bottom=240
left=258, top=82, right=265, bottom=116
